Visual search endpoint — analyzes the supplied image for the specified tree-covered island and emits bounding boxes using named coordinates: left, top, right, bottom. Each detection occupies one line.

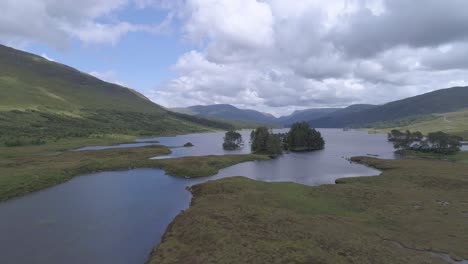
left=223, top=131, right=244, bottom=150
left=249, top=122, right=325, bottom=156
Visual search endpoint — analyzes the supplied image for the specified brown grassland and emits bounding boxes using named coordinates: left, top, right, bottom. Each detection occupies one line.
left=150, top=156, right=468, bottom=264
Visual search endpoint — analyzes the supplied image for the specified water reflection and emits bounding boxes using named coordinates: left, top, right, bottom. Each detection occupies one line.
left=0, top=129, right=396, bottom=264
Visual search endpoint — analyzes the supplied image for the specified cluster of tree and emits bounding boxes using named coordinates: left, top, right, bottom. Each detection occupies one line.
left=250, top=122, right=325, bottom=156
left=250, top=127, right=283, bottom=156
left=0, top=109, right=233, bottom=147
left=388, top=129, right=461, bottom=154
left=286, top=122, right=325, bottom=151
left=223, top=131, right=243, bottom=150
left=388, top=130, right=423, bottom=149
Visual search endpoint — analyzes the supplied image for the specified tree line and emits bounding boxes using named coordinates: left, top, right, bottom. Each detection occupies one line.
left=223, top=122, right=325, bottom=156
left=388, top=129, right=462, bottom=154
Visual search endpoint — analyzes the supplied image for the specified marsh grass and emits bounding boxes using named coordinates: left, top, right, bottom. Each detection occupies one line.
left=0, top=144, right=269, bottom=201
left=151, top=157, right=468, bottom=264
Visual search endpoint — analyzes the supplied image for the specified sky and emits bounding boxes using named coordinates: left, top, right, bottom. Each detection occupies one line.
left=2, top=0, right=468, bottom=116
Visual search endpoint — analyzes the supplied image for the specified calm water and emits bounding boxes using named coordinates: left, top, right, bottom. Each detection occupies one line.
left=143, top=130, right=254, bottom=159
left=0, top=129, right=396, bottom=264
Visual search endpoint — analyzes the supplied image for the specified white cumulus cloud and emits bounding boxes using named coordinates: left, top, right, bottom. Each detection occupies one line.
left=150, top=0, right=468, bottom=115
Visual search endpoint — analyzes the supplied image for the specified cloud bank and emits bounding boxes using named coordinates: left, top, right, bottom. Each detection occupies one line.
left=150, top=0, right=468, bottom=115
left=2, top=0, right=468, bottom=115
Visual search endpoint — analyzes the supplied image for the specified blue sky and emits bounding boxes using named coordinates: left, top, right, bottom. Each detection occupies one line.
left=2, top=1, right=468, bottom=116
left=22, top=6, right=185, bottom=95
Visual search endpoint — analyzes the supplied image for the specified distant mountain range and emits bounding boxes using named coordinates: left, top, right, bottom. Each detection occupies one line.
left=172, top=87, right=468, bottom=132
left=277, top=108, right=340, bottom=126
left=171, top=104, right=342, bottom=126
left=172, top=104, right=278, bottom=125
left=309, top=87, right=468, bottom=128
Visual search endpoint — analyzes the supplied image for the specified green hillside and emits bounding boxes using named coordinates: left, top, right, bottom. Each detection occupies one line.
left=0, top=44, right=232, bottom=145
left=369, top=109, right=468, bottom=139
left=0, top=44, right=161, bottom=113
left=310, top=87, right=468, bottom=128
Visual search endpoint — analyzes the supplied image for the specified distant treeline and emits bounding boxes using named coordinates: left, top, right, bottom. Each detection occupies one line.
left=0, top=109, right=233, bottom=147
left=388, top=129, right=462, bottom=154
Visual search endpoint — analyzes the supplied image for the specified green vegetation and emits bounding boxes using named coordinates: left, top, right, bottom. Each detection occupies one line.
left=0, top=135, right=137, bottom=159
left=250, top=123, right=325, bottom=156
left=388, top=129, right=423, bottom=148
left=222, top=131, right=243, bottom=150
left=370, top=109, right=468, bottom=140
left=250, top=126, right=282, bottom=156
left=0, top=44, right=232, bottom=146
left=397, top=150, right=468, bottom=164
left=265, top=134, right=283, bottom=156
left=0, top=109, right=233, bottom=147
left=150, top=157, right=468, bottom=264
left=0, top=144, right=269, bottom=201
left=388, top=129, right=461, bottom=154
left=152, top=154, right=270, bottom=179
left=183, top=142, right=194, bottom=147
left=286, top=122, right=325, bottom=151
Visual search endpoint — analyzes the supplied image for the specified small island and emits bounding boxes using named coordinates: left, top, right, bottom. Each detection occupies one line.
left=222, top=131, right=243, bottom=150
left=250, top=122, right=325, bottom=157
left=183, top=142, right=194, bottom=147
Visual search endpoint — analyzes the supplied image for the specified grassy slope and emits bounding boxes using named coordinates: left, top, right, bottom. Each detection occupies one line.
left=0, top=44, right=162, bottom=113
left=0, top=44, right=232, bottom=143
left=0, top=144, right=269, bottom=201
left=368, top=109, right=468, bottom=140
left=151, top=157, right=468, bottom=264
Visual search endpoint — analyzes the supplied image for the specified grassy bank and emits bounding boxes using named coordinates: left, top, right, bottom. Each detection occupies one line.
left=0, top=144, right=269, bottom=201
left=150, top=157, right=468, bottom=264
left=0, top=135, right=139, bottom=159
left=398, top=150, right=468, bottom=164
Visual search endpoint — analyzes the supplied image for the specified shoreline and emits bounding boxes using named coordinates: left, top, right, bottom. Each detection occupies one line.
left=0, top=144, right=269, bottom=202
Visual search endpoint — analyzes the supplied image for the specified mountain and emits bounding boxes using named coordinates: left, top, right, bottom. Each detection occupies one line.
left=171, top=104, right=278, bottom=125
left=278, top=108, right=340, bottom=126
left=309, top=87, right=468, bottom=128
left=0, top=44, right=232, bottom=143
left=308, top=104, right=377, bottom=127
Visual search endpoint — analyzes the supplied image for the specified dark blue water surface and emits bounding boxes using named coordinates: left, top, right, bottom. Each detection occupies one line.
left=0, top=129, right=396, bottom=264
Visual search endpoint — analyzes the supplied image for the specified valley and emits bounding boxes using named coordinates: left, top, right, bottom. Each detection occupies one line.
left=1, top=43, right=468, bottom=264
